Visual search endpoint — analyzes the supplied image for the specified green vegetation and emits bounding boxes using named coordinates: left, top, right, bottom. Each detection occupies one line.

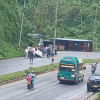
left=0, top=0, right=100, bottom=59
left=0, top=63, right=59, bottom=84
left=83, top=59, right=100, bottom=64
left=0, top=71, right=26, bottom=83
left=95, top=93, right=100, bottom=100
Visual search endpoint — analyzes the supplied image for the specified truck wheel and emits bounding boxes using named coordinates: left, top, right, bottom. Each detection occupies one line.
left=59, top=80, right=63, bottom=84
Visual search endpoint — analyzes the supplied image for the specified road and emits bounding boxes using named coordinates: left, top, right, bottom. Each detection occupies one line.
left=0, top=63, right=100, bottom=100
left=0, top=51, right=100, bottom=75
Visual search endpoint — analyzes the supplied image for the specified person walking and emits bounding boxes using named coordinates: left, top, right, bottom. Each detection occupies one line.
left=28, top=48, right=34, bottom=64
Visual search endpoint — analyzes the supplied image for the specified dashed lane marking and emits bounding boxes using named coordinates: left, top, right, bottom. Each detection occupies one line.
left=26, top=90, right=39, bottom=95
left=66, top=90, right=86, bottom=100
left=52, top=81, right=59, bottom=86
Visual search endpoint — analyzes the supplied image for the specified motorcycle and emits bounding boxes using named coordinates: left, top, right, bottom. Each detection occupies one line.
left=91, top=66, right=96, bottom=73
left=27, top=80, right=34, bottom=89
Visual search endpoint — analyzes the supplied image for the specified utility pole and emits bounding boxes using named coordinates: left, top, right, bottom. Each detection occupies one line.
left=93, top=2, right=98, bottom=51
left=80, top=0, right=83, bottom=30
left=18, top=0, right=26, bottom=50
left=51, top=0, right=58, bottom=66
left=93, top=5, right=97, bottom=46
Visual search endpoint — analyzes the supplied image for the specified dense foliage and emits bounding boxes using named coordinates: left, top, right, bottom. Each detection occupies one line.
left=0, top=0, right=100, bottom=59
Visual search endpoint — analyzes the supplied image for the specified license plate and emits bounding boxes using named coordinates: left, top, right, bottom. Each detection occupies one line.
left=61, top=77, right=64, bottom=79
left=93, top=85, right=97, bottom=88
left=27, top=81, right=31, bottom=84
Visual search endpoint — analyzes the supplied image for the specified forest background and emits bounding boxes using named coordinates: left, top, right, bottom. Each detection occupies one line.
left=0, top=0, right=100, bottom=59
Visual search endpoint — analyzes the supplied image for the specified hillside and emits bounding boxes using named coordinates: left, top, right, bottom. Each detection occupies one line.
left=0, top=0, right=100, bottom=59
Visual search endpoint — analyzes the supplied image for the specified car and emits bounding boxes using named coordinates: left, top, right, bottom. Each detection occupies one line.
left=87, top=74, right=100, bottom=92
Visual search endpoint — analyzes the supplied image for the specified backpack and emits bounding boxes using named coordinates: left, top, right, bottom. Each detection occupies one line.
left=27, top=74, right=32, bottom=82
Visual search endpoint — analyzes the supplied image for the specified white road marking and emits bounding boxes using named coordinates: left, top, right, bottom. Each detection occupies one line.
left=26, top=90, right=39, bottom=95
left=66, top=90, right=86, bottom=100
left=52, top=81, right=59, bottom=86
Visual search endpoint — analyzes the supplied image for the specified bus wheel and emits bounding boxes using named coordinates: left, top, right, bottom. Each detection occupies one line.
left=75, top=79, right=79, bottom=85
left=81, top=78, right=83, bottom=82
left=81, top=76, right=84, bottom=82
left=59, top=80, right=63, bottom=84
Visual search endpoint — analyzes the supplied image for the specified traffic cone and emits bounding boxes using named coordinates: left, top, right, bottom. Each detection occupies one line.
left=86, top=52, right=89, bottom=57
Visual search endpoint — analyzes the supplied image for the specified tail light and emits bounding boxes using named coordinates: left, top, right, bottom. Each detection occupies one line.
left=75, top=70, right=77, bottom=75
left=57, top=68, right=59, bottom=74
left=87, top=79, right=90, bottom=83
left=91, top=67, right=94, bottom=69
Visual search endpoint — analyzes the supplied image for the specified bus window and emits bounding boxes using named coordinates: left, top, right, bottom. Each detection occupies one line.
left=60, top=63, right=75, bottom=71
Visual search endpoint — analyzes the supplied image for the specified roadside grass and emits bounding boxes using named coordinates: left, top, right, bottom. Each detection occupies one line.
left=0, top=63, right=59, bottom=85
left=0, top=59, right=99, bottom=85
left=0, top=71, right=26, bottom=83
left=95, top=92, right=100, bottom=100
left=83, top=59, right=100, bottom=64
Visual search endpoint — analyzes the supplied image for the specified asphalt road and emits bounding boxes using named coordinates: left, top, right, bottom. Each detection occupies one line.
left=0, top=51, right=100, bottom=75
left=0, top=63, right=100, bottom=100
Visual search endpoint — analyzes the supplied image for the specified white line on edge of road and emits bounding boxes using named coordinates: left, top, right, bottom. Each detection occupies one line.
left=66, top=90, right=86, bottom=100
left=52, top=81, right=59, bottom=86
left=26, top=90, right=39, bottom=95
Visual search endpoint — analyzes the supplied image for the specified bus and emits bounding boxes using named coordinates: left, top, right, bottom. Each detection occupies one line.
left=57, top=57, right=84, bottom=84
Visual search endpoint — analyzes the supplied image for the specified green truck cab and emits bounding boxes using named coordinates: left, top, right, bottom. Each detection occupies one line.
left=57, top=56, right=84, bottom=84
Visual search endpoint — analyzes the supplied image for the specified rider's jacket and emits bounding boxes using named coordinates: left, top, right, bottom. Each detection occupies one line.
left=91, top=62, right=97, bottom=67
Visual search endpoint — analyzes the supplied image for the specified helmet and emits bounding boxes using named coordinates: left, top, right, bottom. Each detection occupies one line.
left=93, top=61, right=96, bottom=63
left=31, top=71, right=34, bottom=74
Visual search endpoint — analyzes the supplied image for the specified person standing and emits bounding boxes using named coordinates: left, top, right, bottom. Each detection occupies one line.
left=28, top=48, right=34, bottom=63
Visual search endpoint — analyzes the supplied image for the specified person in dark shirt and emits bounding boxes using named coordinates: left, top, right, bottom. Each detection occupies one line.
left=28, top=48, right=34, bottom=63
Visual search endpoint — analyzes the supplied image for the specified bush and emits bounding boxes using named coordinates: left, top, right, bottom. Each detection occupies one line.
left=83, top=59, right=100, bottom=64
left=0, top=63, right=59, bottom=84
left=0, top=71, right=26, bottom=83
left=95, top=92, right=100, bottom=100
left=25, top=64, right=56, bottom=75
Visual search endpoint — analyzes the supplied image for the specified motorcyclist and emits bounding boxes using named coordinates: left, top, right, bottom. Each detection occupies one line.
left=91, top=61, right=97, bottom=68
left=27, top=71, right=36, bottom=86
